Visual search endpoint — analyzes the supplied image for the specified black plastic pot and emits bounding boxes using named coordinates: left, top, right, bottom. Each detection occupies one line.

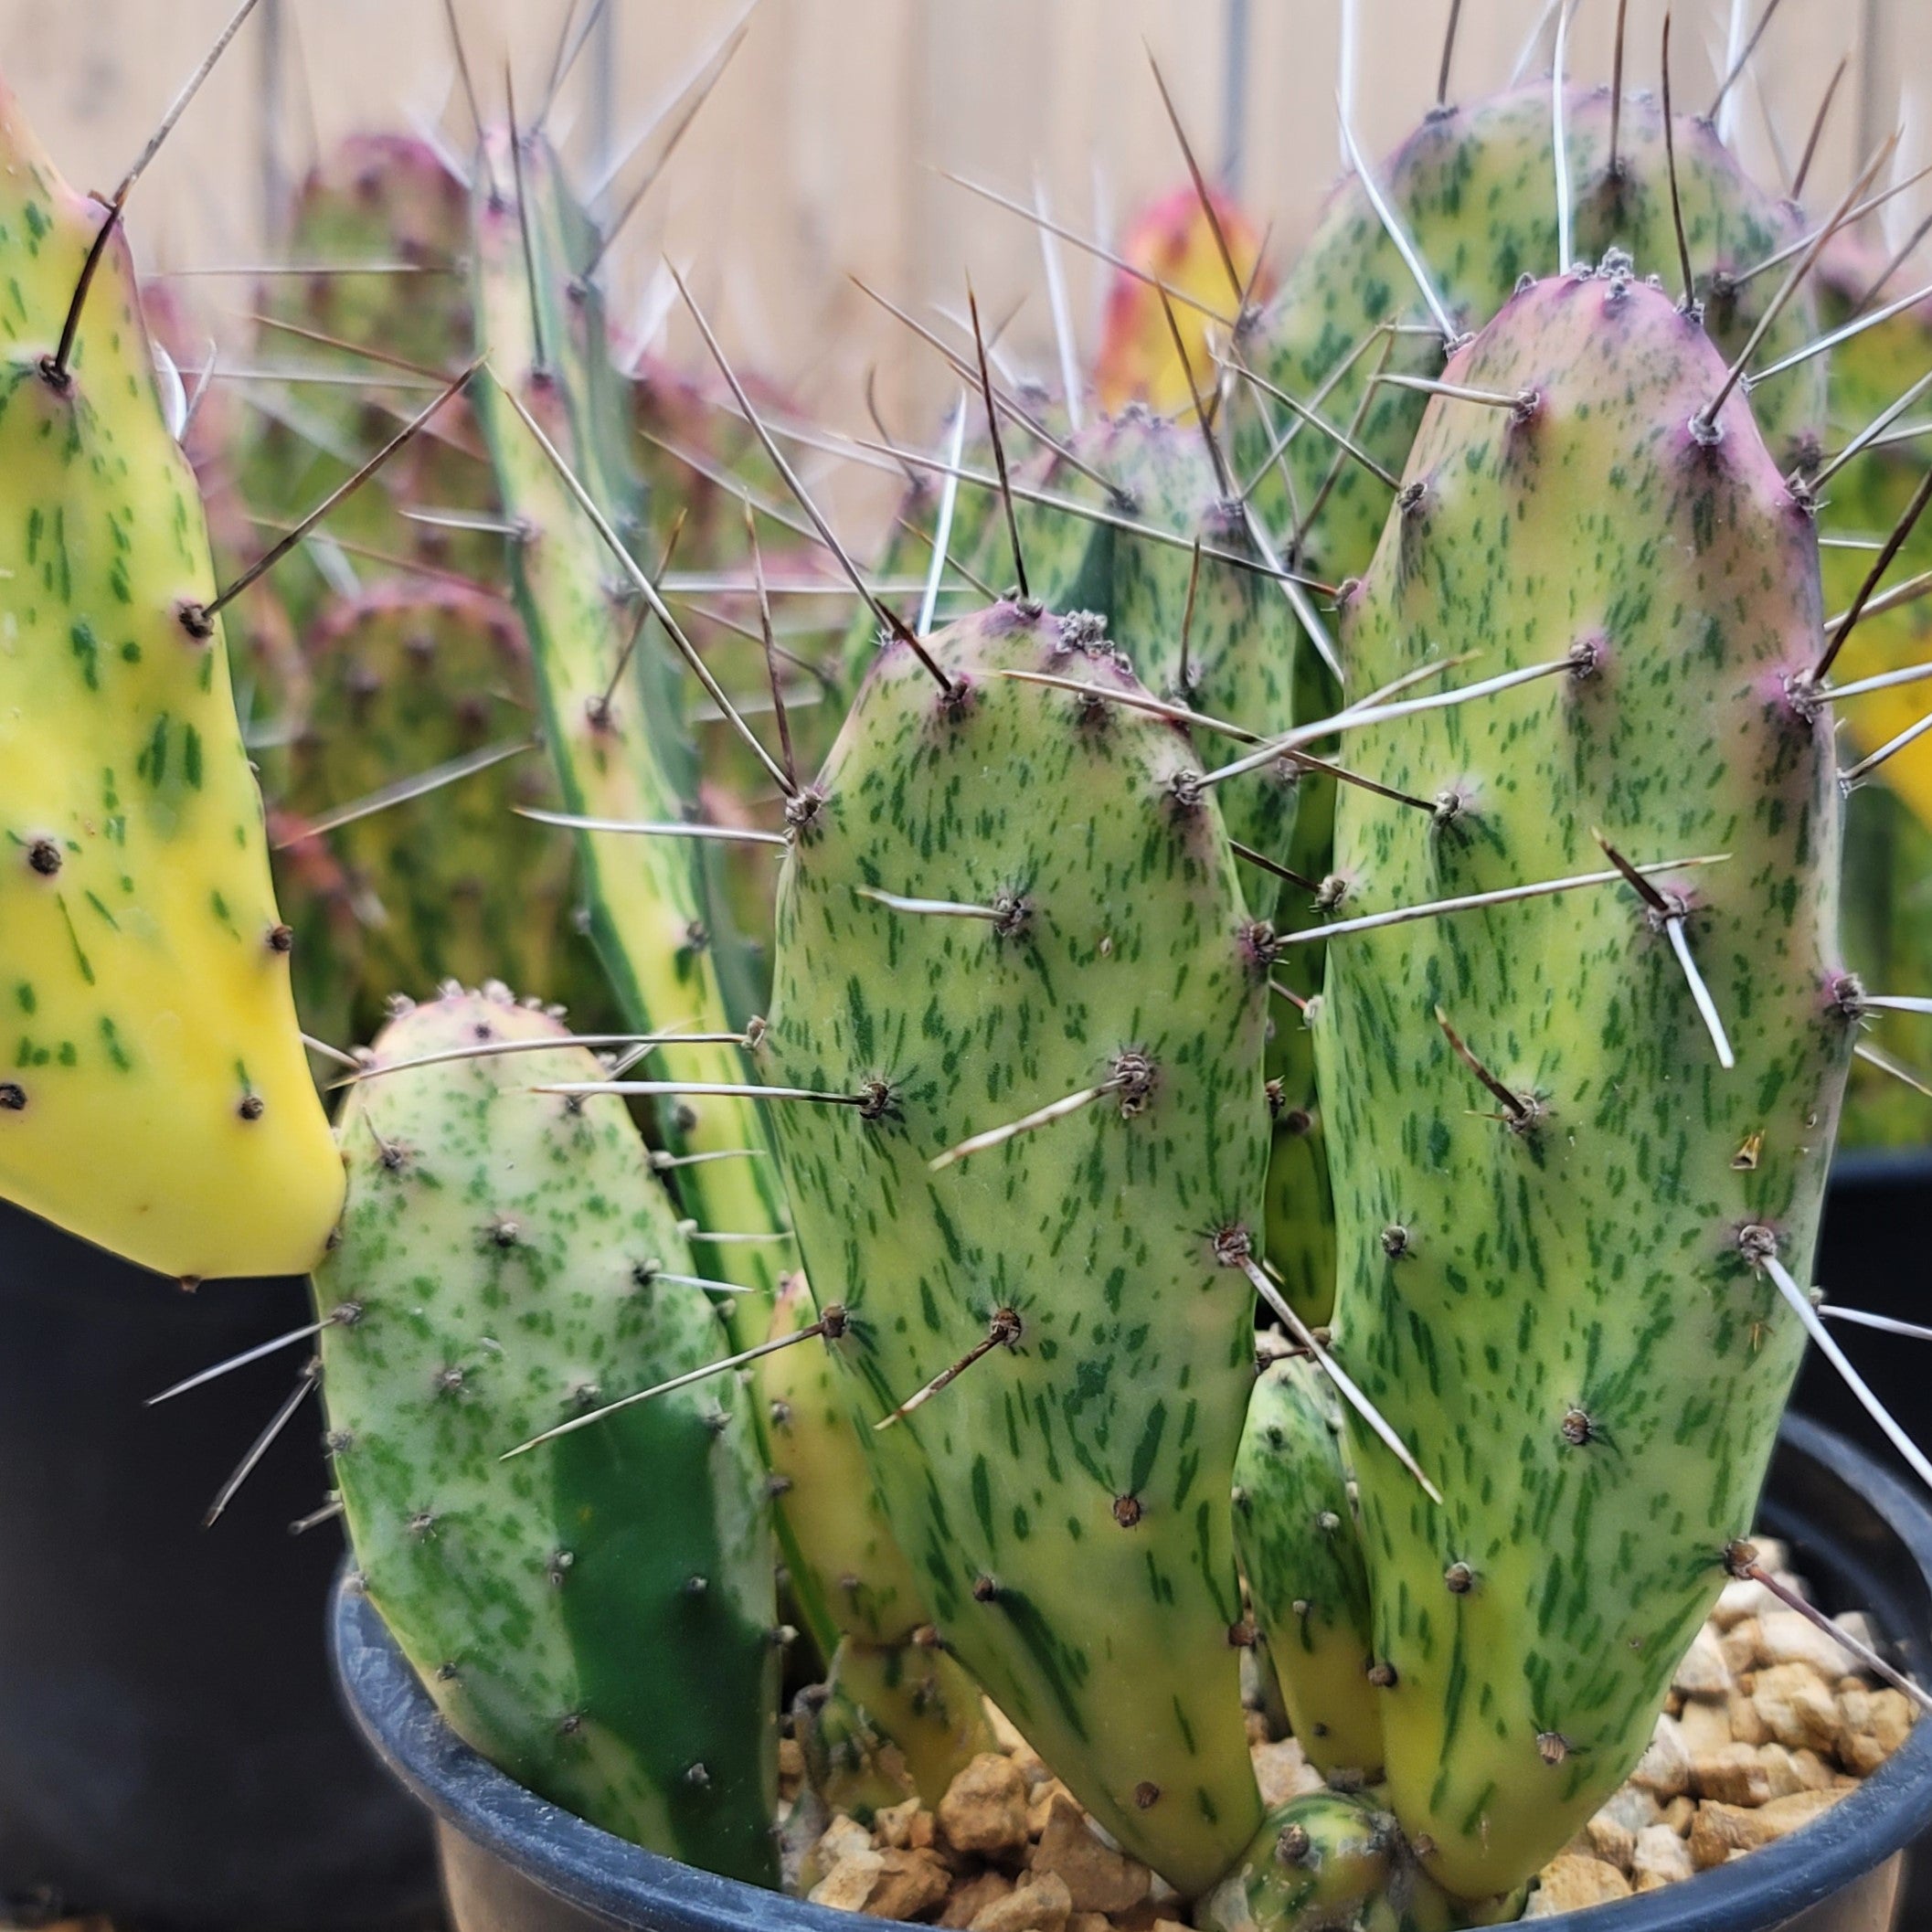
left=0, top=1200, right=438, bottom=1931
left=1803, top=1148, right=1932, bottom=1480
left=334, top=1412, right=1932, bottom=1932
left=1803, top=1147, right=1932, bottom=1929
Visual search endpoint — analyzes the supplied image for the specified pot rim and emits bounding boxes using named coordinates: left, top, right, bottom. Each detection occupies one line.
left=1829, top=1145, right=1932, bottom=1188
left=330, top=1413, right=1932, bottom=1932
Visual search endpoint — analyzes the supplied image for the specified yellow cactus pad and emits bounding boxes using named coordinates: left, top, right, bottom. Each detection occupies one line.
left=1096, top=182, right=1273, bottom=416
left=0, top=76, right=342, bottom=1279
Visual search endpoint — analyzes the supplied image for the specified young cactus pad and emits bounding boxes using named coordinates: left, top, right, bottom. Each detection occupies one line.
left=0, top=75, right=340, bottom=1279
left=315, top=983, right=778, bottom=1884
left=759, top=601, right=1270, bottom=1895
left=1313, top=261, right=1851, bottom=1899
left=1198, top=1790, right=1462, bottom=1932
left=1235, top=1352, right=1383, bottom=1780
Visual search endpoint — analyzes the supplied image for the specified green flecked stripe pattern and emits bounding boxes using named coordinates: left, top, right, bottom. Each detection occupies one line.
left=1311, top=265, right=1851, bottom=1899
left=761, top=600, right=1269, bottom=1895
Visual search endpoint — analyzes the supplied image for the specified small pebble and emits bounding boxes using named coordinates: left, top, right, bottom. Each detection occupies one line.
left=874, top=1798, right=921, bottom=1850
left=1693, top=1742, right=1768, bottom=1806
left=1712, top=1578, right=1780, bottom=1629
left=1252, top=1736, right=1325, bottom=1808
left=1841, top=1688, right=1916, bottom=1776
left=1026, top=1778, right=1075, bottom=1839
left=1584, top=1813, right=1635, bottom=1873
left=1689, top=1789, right=1842, bottom=1870
left=866, top=1849, right=953, bottom=1921
left=940, top=1872, right=1013, bottom=1928
left=1629, top=1713, right=1693, bottom=1799
left=1719, top=1616, right=1765, bottom=1675
left=1673, top=1627, right=1733, bottom=1701
left=939, top=1754, right=1031, bottom=1859
left=1029, top=1790, right=1152, bottom=1915
left=1727, top=1691, right=1771, bottom=1747
left=816, top=1814, right=874, bottom=1870
left=1679, top=1697, right=1733, bottom=1758
left=969, top=1869, right=1073, bottom=1932
left=810, top=1849, right=885, bottom=1914
left=1757, top=1610, right=1852, bottom=1680
left=1752, top=1662, right=1842, bottom=1753
left=1594, top=1787, right=1661, bottom=1836
left=1833, top=1610, right=1880, bottom=1659
left=1523, top=1852, right=1632, bottom=1917
left=1632, top=1823, right=1694, bottom=1891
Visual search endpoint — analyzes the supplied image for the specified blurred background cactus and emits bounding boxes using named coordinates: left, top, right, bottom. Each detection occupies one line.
left=12, top=1, right=1927, bottom=513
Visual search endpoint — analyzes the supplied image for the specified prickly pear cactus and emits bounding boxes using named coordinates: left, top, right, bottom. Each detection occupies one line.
left=1313, top=262, right=1851, bottom=1898
left=1197, top=1790, right=1463, bottom=1932
left=1235, top=1353, right=1383, bottom=1779
left=0, top=75, right=341, bottom=1279
left=1242, top=85, right=1826, bottom=589
left=759, top=600, right=1269, bottom=1895
left=316, top=983, right=779, bottom=1883
left=883, top=409, right=1308, bottom=897
left=1232, top=84, right=1835, bottom=1331
left=276, top=579, right=600, bottom=1043
left=760, top=1271, right=994, bottom=1810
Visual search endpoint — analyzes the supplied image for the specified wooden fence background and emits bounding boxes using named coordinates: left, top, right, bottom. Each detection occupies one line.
left=0, top=0, right=1926, bottom=508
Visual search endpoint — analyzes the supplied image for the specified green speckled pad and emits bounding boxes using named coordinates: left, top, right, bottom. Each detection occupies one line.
left=762, top=600, right=1270, bottom=1895
left=1315, top=263, right=1849, bottom=1897
left=317, top=984, right=779, bottom=1884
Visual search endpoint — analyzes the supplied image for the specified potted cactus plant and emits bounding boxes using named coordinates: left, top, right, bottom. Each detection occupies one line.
left=3, top=4, right=1932, bottom=1931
